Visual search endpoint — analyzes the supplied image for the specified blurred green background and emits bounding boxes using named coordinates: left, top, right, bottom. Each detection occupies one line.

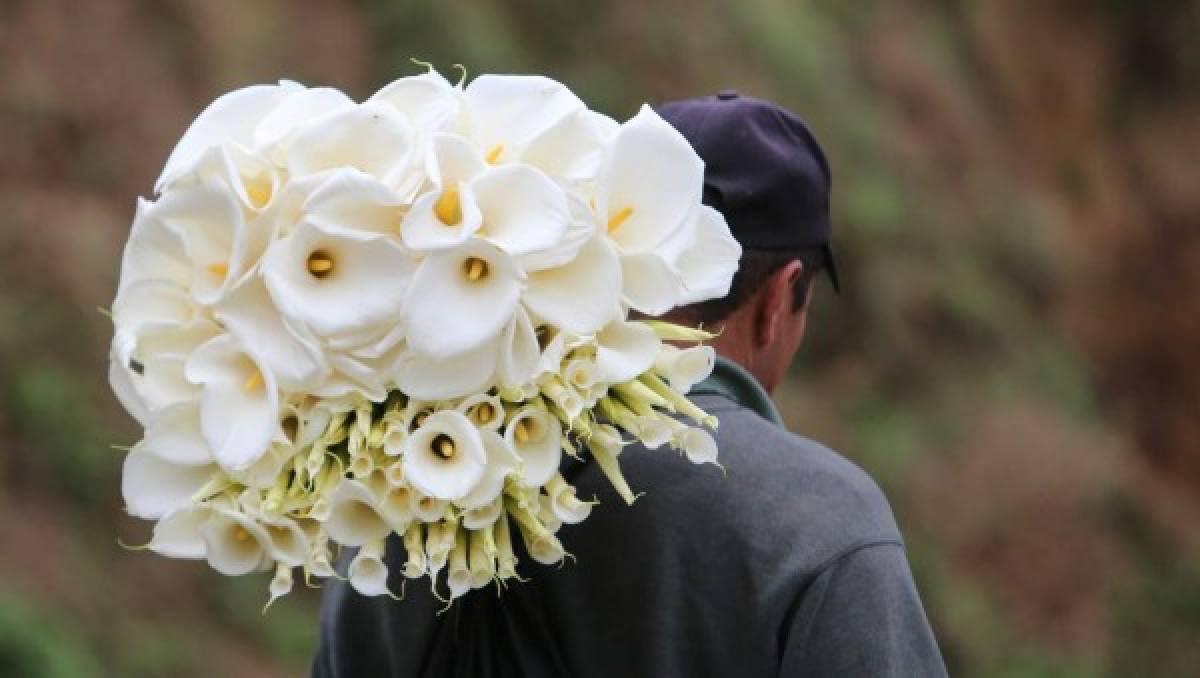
left=2, top=0, right=1198, bottom=675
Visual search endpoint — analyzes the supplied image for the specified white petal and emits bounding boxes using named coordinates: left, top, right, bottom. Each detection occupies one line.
left=517, top=193, right=597, bottom=272
left=524, top=235, right=621, bottom=335
left=286, top=103, right=416, bottom=186
left=122, top=445, right=215, bottom=520
left=140, top=400, right=212, bottom=466
left=620, top=252, right=683, bottom=316
left=403, top=410, right=487, bottom=501
left=393, top=339, right=498, bottom=400
left=369, top=70, right=461, bottom=133
left=497, top=305, right=540, bottom=390
left=427, top=133, right=487, bottom=186
left=262, top=219, right=414, bottom=338
left=324, top=479, right=392, bottom=547
left=463, top=74, right=584, bottom=161
left=112, top=279, right=196, bottom=335
left=472, top=164, right=569, bottom=256
left=679, top=426, right=719, bottom=464
left=402, top=239, right=520, bottom=357
left=456, top=430, right=518, bottom=509
left=202, top=509, right=271, bottom=576
left=302, top=168, right=406, bottom=236
left=522, top=109, right=617, bottom=184
left=399, top=183, right=483, bottom=251
left=185, top=335, right=279, bottom=471
left=595, top=320, right=660, bottom=383
left=655, top=344, right=715, bottom=393
left=262, top=517, right=310, bottom=567
left=599, top=104, right=702, bottom=253
left=349, top=540, right=391, bottom=596
left=157, top=81, right=303, bottom=191
left=254, top=86, right=355, bottom=152
left=673, top=205, right=742, bottom=304
left=149, top=506, right=211, bottom=559
left=116, top=199, right=191, bottom=296
left=109, top=351, right=150, bottom=425
left=504, top=407, right=561, bottom=488
left=215, top=273, right=327, bottom=391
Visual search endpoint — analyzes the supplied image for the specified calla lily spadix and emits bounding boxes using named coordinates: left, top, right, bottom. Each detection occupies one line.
left=110, top=65, right=738, bottom=607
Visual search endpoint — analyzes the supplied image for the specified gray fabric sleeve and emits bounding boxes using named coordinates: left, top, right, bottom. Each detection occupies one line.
left=779, top=541, right=947, bottom=677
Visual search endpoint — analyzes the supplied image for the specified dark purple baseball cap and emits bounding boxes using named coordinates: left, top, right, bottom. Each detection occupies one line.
left=656, top=90, right=840, bottom=292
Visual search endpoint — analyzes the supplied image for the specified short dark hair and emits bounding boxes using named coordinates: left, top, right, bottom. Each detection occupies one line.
left=672, top=247, right=826, bottom=327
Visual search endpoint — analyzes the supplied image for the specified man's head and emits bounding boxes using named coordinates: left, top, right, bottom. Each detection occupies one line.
left=657, top=91, right=837, bottom=393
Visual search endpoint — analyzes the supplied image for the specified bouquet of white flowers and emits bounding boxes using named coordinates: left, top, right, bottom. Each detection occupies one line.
left=109, top=66, right=741, bottom=606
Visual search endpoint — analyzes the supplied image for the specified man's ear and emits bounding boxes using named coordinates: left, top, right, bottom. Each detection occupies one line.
left=755, top=259, right=804, bottom=347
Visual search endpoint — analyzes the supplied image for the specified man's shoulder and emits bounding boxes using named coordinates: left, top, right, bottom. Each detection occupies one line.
left=591, top=394, right=903, bottom=577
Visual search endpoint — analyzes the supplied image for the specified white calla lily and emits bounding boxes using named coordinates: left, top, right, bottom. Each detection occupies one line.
left=402, top=239, right=521, bottom=358
left=654, top=344, right=716, bottom=394
left=324, top=478, right=391, bottom=547
left=201, top=508, right=272, bottom=576
left=214, top=273, right=327, bottom=392
left=185, top=334, right=279, bottom=471
left=497, top=305, right=540, bottom=391
left=677, top=426, right=719, bottom=465
left=668, top=205, right=741, bottom=304
left=254, top=86, right=355, bottom=155
left=261, top=516, right=311, bottom=567
left=349, top=539, right=391, bottom=597
left=301, top=168, right=406, bottom=236
left=111, top=279, right=196, bottom=337
left=115, top=199, right=191, bottom=297
left=148, top=506, right=211, bottom=559
left=595, top=320, right=661, bottom=383
left=369, top=69, right=462, bottom=135
left=472, top=164, right=570, bottom=256
left=393, top=338, right=498, bottom=400
left=157, top=80, right=303, bottom=192
left=596, top=104, right=702, bottom=254
left=462, top=74, right=584, bottom=164
left=262, top=218, right=414, bottom=339
left=504, top=406, right=561, bottom=488
left=400, top=134, right=488, bottom=251
left=121, top=443, right=216, bottom=520
left=285, top=102, right=418, bottom=190
left=457, top=429, right=519, bottom=510
left=522, top=109, right=617, bottom=184
left=524, top=234, right=621, bottom=335
left=620, top=251, right=683, bottom=316
left=403, top=410, right=487, bottom=501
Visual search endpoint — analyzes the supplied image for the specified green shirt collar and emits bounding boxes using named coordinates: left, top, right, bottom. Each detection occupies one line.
left=690, top=356, right=784, bottom=427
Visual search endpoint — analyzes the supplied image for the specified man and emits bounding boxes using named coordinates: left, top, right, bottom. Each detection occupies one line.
left=312, top=91, right=946, bottom=677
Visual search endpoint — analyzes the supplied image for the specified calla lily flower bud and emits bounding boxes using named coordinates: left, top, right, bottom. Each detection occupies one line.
left=323, top=479, right=391, bottom=547
left=504, top=407, right=562, bottom=488
left=349, top=539, right=391, bottom=597
left=401, top=523, right=426, bottom=579
left=202, top=508, right=272, bottom=576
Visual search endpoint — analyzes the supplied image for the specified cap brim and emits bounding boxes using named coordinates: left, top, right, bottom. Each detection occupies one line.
left=822, top=244, right=840, bottom=293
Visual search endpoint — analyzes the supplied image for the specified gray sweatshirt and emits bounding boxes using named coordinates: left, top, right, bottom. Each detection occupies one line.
left=311, top=358, right=947, bottom=677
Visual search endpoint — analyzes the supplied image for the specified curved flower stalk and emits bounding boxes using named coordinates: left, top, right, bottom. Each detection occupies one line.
left=110, top=65, right=738, bottom=608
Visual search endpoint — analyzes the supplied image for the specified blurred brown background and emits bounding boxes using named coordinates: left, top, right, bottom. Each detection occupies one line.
left=1, top=0, right=1198, bottom=675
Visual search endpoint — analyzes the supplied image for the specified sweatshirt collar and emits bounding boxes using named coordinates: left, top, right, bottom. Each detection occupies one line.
left=689, top=355, right=784, bottom=427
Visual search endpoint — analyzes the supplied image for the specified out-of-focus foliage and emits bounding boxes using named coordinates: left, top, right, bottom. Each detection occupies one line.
left=0, top=0, right=1196, bottom=675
